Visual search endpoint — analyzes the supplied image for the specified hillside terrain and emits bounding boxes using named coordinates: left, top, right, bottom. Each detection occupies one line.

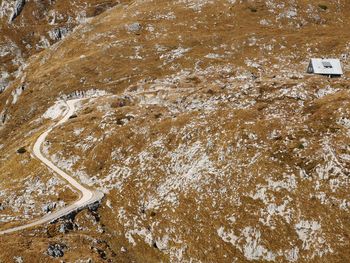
left=1, top=0, right=350, bottom=262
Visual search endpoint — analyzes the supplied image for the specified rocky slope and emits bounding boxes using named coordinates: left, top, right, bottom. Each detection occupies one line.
left=1, top=0, right=350, bottom=262
left=0, top=0, right=127, bottom=93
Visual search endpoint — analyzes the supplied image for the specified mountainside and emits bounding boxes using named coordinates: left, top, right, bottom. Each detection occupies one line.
left=1, top=1, right=350, bottom=262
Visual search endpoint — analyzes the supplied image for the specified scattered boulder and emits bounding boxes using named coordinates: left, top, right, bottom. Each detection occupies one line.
left=62, top=210, right=78, bottom=223
left=88, top=201, right=101, bottom=212
left=59, top=218, right=75, bottom=233
left=16, top=147, right=26, bottom=154
left=0, top=109, right=8, bottom=126
left=88, top=201, right=101, bottom=222
left=47, top=243, right=67, bottom=258
left=13, top=256, right=23, bottom=263
left=115, top=114, right=134, bottom=126
left=69, top=114, right=78, bottom=119
left=0, top=85, right=7, bottom=94
left=153, top=241, right=158, bottom=249
left=48, top=27, right=69, bottom=41
left=48, top=28, right=62, bottom=41
left=42, top=202, right=56, bottom=213
left=96, top=248, right=107, bottom=260
left=126, top=22, right=142, bottom=33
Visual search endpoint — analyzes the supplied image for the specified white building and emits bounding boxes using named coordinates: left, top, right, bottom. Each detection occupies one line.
left=307, top=58, right=343, bottom=77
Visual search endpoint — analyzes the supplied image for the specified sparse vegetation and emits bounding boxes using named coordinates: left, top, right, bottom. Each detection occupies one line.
left=1, top=0, right=350, bottom=262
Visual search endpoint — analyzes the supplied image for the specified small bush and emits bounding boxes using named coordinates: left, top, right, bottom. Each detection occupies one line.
left=249, top=7, right=257, bottom=12
left=17, top=147, right=26, bottom=154
left=318, top=4, right=328, bottom=11
left=154, top=113, right=162, bottom=119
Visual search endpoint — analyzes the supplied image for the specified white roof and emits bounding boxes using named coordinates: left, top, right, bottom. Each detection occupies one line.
left=308, top=58, right=343, bottom=75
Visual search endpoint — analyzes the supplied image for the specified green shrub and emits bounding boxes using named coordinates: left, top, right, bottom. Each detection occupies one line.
left=249, top=7, right=257, bottom=12
left=318, top=4, right=328, bottom=11
left=17, top=147, right=26, bottom=154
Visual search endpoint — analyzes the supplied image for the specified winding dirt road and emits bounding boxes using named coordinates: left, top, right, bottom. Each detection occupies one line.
left=0, top=99, right=104, bottom=235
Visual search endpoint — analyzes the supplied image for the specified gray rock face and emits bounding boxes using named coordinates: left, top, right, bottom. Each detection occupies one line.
left=0, top=85, right=7, bottom=94
left=48, top=28, right=62, bottom=41
left=47, top=243, right=67, bottom=258
left=0, top=109, right=9, bottom=126
left=9, top=0, right=25, bottom=22
left=48, top=27, right=69, bottom=41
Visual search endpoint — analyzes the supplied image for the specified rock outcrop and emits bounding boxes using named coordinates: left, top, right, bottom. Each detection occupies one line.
left=9, top=0, right=25, bottom=22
